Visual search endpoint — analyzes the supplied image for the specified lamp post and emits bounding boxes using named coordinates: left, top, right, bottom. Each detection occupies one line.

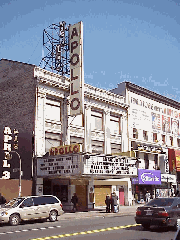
left=167, top=176, right=169, bottom=197
left=10, top=151, right=22, bottom=197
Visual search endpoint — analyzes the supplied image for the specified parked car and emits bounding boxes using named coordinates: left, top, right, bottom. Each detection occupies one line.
left=0, top=195, right=64, bottom=226
left=135, top=197, right=180, bottom=230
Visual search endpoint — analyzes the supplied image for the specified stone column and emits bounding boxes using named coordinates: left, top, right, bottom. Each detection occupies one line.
left=61, top=96, right=70, bottom=145
left=84, top=105, right=92, bottom=153
left=35, top=91, right=46, bottom=157
left=121, top=113, right=128, bottom=152
left=66, top=98, right=71, bottom=145
left=87, top=177, right=94, bottom=209
left=104, top=109, right=111, bottom=154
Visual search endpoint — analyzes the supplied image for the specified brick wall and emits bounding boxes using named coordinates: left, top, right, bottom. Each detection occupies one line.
left=0, top=59, right=37, bottom=181
left=0, top=179, right=32, bottom=202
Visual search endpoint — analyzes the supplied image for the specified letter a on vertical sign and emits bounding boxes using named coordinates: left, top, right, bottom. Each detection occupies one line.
left=69, top=21, right=84, bottom=116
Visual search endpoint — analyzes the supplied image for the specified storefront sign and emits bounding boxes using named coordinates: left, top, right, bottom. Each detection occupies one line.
left=131, top=177, right=139, bottom=184
left=161, top=174, right=176, bottom=183
left=49, top=144, right=82, bottom=156
left=37, top=154, right=82, bottom=177
left=69, top=21, right=84, bottom=116
left=175, top=150, right=180, bottom=172
left=138, top=169, right=161, bottom=185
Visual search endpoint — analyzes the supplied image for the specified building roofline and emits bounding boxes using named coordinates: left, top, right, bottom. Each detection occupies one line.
left=123, top=81, right=180, bottom=110
left=0, top=58, right=36, bottom=67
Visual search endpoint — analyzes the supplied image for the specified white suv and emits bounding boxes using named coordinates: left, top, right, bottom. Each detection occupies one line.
left=0, top=195, right=64, bottom=226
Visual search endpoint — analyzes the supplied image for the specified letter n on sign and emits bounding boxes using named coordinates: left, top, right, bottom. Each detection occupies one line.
left=69, top=21, right=84, bottom=116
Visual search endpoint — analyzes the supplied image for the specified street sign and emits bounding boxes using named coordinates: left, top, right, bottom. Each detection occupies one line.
left=13, top=168, right=20, bottom=172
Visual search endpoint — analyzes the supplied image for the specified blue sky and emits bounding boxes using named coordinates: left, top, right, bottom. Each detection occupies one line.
left=1, top=0, right=180, bottom=101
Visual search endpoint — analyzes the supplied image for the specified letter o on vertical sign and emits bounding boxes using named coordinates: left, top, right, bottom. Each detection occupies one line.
left=70, top=98, right=80, bottom=110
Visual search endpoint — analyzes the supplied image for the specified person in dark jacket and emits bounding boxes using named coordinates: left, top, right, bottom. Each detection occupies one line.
left=111, top=192, right=118, bottom=213
left=105, top=194, right=111, bottom=213
left=0, top=193, right=6, bottom=205
left=71, top=193, right=78, bottom=212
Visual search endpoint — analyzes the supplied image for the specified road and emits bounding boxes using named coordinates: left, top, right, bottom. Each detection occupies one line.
left=0, top=214, right=177, bottom=240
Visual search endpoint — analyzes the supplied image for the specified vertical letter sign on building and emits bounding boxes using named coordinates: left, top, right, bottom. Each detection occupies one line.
left=69, top=21, right=84, bottom=116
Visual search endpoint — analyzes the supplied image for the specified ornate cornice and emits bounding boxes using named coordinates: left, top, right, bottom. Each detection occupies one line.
left=34, top=66, right=129, bottom=109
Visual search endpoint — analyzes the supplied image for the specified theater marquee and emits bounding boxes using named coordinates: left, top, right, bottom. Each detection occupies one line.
left=69, top=21, right=84, bottom=116
left=37, top=154, right=82, bottom=177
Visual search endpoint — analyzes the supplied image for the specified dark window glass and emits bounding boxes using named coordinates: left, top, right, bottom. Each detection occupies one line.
left=43, top=196, right=59, bottom=204
left=33, top=197, right=46, bottom=206
left=22, top=198, right=34, bottom=207
left=33, top=196, right=58, bottom=205
left=146, top=198, right=174, bottom=207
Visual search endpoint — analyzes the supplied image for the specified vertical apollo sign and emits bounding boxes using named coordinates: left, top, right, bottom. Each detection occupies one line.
left=69, top=22, right=84, bottom=116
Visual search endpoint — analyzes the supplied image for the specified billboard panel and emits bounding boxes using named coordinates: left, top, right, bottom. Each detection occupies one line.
left=69, top=21, right=84, bottom=116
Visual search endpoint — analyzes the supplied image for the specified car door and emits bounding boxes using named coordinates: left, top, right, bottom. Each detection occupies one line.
left=33, top=197, right=48, bottom=219
left=19, top=197, right=36, bottom=221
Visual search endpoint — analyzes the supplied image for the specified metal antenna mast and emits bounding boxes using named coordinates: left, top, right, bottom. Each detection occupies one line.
left=39, top=21, right=70, bottom=76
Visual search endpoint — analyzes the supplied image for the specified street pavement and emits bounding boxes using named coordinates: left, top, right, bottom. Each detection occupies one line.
left=59, top=204, right=138, bottom=220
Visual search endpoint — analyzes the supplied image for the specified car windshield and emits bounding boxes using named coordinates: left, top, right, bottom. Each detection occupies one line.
left=4, top=198, right=24, bottom=208
left=146, top=198, right=174, bottom=207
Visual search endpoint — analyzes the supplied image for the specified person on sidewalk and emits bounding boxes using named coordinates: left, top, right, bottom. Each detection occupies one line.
left=0, top=193, right=6, bottom=205
left=111, top=192, right=118, bottom=213
left=145, top=191, right=150, bottom=203
left=71, top=193, right=78, bottom=212
left=105, top=194, right=111, bottom=213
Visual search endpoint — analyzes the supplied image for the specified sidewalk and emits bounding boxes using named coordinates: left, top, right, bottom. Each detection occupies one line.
left=59, top=205, right=138, bottom=220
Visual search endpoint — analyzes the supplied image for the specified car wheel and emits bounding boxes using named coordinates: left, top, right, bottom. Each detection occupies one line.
left=9, top=214, right=20, bottom=226
left=49, top=210, right=57, bottom=222
left=142, top=223, right=150, bottom=230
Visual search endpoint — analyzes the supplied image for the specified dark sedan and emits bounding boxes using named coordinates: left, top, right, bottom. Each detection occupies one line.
left=135, top=197, right=180, bottom=230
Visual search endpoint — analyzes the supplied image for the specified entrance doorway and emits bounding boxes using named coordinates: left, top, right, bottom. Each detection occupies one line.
left=119, top=188, right=124, bottom=205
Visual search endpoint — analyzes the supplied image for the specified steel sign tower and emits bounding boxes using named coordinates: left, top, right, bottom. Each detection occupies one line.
left=39, top=21, right=70, bottom=76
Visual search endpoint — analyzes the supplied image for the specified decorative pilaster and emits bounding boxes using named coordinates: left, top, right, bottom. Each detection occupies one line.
left=104, top=109, right=111, bottom=154
left=35, top=91, right=46, bottom=157
left=62, top=96, right=70, bottom=145
left=121, top=113, right=128, bottom=152
left=84, top=105, right=92, bottom=153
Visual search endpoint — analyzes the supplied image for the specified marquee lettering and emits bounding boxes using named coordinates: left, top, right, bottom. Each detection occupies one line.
left=49, top=144, right=81, bottom=156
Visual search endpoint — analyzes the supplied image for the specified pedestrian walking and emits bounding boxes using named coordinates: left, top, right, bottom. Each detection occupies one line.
left=105, top=194, right=111, bottom=213
left=0, top=193, right=6, bottom=205
left=111, top=192, right=118, bottom=213
left=145, top=191, right=150, bottom=203
left=71, top=193, right=78, bottom=212
left=175, top=189, right=180, bottom=197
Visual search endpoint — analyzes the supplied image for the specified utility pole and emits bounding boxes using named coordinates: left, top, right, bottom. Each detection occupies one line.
left=10, top=151, right=22, bottom=197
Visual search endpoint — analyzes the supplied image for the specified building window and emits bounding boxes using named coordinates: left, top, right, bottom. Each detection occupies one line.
left=143, top=130, right=148, bottom=141
left=45, top=132, right=62, bottom=153
left=133, top=128, right=138, bottom=139
left=110, top=115, right=121, bottom=134
left=170, top=136, right=173, bottom=146
left=177, top=139, right=180, bottom=148
left=91, top=110, right=103, bottom=130
left=144, top=153, right=149, bottom=169
left=154, top=154, right=158, bottom=170
left=45, top=99, right=60, bottom=122
left=153, top=133, right=157, bottom=142
left=162, top=135, right=166, bottom=144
